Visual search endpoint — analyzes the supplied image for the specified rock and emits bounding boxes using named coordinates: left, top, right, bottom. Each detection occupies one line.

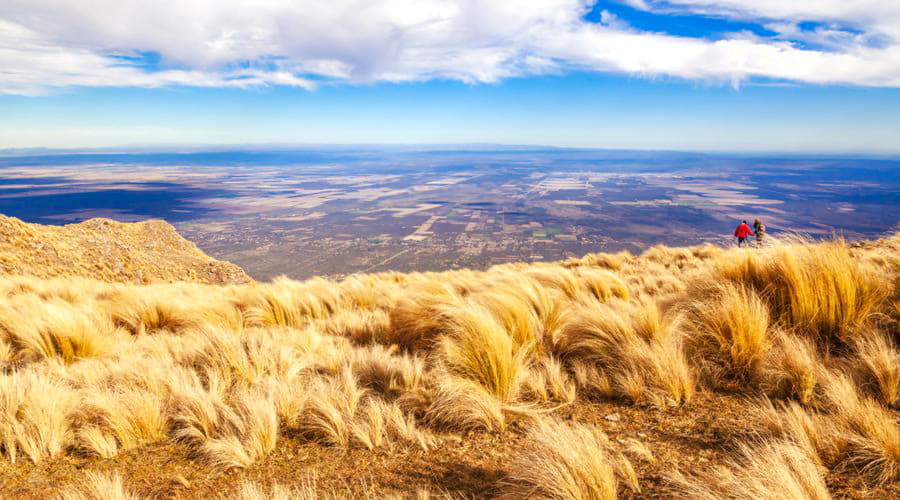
left=0, top=215, right=252, bottom=285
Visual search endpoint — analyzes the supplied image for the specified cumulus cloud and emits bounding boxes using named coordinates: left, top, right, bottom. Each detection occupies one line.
left=1, top=0, right=899, bottom=95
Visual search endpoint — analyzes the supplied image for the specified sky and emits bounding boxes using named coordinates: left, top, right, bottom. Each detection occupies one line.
left=2, top=1, right=900, bottom=152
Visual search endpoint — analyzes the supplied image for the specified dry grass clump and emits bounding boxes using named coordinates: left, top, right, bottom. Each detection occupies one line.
left=502, top=417, right=639, bottom=499
left=74, top=387, right=166, bottom=458
left=821, top=373, right=900, bottom=483
left=387, top=283, right=460, bottom=349
left=105, top=291, right=199, bottom=335
left=475, top=290, right=541, bottom=351
left=298, top=366, right=432, bottom=450
left=761, top=331, right=822, bottom=404
left=0, top=370, right=75, bottom=463
left=320, top=309, right=391, bottom=343
left=171, top=384, right=278, bottom=468
left=348, top=344, right=426, bottom=396
left=683, top=283, right=771, bottom=384
left=0, top=298, right=124, bottom=365
left=848, top=331, right=899, bottom=408
left=760, top=372, right=900, bottom=484
left=561, top=250, right=630, bottom=271
left=520, top=355, right=577, bottom=403
left=421, top=378, right=507, bottom=432
left=230, top=479, right=322, bottom=500
left=667, top=440, right=832, bottom=500
left=242, top=287, right=303, bottom=329
left=57, top=470, right=140, bottom=500
left=713, top=240, right=886, bottom=345
left=556, top=299, right=693, bottom=406
left=573, top=268, right=630, bottom=302
left=438, top=300, right=529, bottom=402
left=678, top=238, right=898, bottom=406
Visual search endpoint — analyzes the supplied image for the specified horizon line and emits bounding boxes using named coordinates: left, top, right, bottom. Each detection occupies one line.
left=2, top=142, right=900, bottom=159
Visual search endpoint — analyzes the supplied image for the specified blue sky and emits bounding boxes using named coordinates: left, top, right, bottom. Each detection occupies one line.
left=2, top=1, right=900, bottom=151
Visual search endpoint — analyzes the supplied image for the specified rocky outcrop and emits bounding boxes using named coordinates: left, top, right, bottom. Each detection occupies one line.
left=0, top=215, right=251, bottom=285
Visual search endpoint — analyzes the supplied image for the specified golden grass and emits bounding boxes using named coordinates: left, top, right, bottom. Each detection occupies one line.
left=58, top=470, right=140, bottom=500
left=422, top=377, right=507, bottom=432
left=759, top=372, right=900, bottom=484
left=556, top=299, right=693, bottom=406
left=821, top=373, right=900, bottom=484
left=684, top=283, right=771, bottom=383
left=0, top=232, right=898, bottom=497
left=0, top=371, right=75, bottom=463
left=106, top=291, right=199, bottom=335
left=74, top=387, right=166, bottom=458
left=713, top=240, right=885, bottom=345
left=0, top=299, right=123, bottom=365
left=762, top=331, right=821, bottom=404
left=668, top=440, right=832, bottom=500
left=502, top=417, right=639, bottom=499
left=438, top=300, right=528, bottom=402
left=849, top=331, right=899, bottom=408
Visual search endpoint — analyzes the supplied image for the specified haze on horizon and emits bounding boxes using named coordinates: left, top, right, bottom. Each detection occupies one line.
left=2, top=1, right=900, bottom=152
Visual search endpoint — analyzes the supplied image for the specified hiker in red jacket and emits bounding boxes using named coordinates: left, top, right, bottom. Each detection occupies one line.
left=734, top=220, right=754, bottom=247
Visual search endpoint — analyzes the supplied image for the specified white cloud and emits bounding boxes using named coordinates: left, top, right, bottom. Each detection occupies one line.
left=1, top=0, right=899, bottom=95
left=628, top=1, right=900, bottom=40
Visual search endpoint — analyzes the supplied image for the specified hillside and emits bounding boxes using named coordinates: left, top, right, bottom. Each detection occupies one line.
left=0, top=215, right=251, bottom=285
left=0, top=232, right=897, bottom=499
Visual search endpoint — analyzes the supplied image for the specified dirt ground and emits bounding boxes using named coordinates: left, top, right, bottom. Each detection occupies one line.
left=2, top=391, right=896, bottom=499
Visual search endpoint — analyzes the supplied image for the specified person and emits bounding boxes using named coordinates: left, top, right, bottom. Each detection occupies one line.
left=753, top=218, right=765, bottom=247
left=734, top=220, right=754, bottom=247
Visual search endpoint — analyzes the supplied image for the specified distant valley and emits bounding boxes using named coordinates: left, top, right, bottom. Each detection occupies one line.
left=1, top=147, right=898, bottom=280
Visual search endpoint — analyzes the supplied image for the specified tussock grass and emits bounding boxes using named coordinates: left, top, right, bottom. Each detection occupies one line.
left=387, top=288, right=458, bottom=350
left=0, top=370, right=75, bottom=463
left=476, top=290, right=540, bottom=350
left=762, top=331, right=821, bottom=404
left=232, top=479, right=319, bottom=500
left=74, top=387, right=166, bottom=457
left=668, top=440, right=832, bottom=500
left=684, top=283, right=771, bottom=383
left=574, top=268, right=629, bottom=302
left=0, top=232, right=898, bottom=498
left=106, top=291, right=198, bottom=335
left=438, top=301, right=528, bottom=402
left=423, top=378, right=506, bottom=432
left=713, top=240, right=886, bottom=345
left=321, top=309, right=391, bottom=343
left=821, top=373, right=900, bottom=483
left=57, top=470, right=139, bottom=500
left=243, top=288, right=302, bottom=329
left=298, top=366, right=431, bottom=450
left=348, top=344, right=425, bottom=396
left=521, top=356, right=577, bottom=403
left=849, top=331, right=899, bottom=407
left=502, top=417, right=639, bottom=499
left=557, top=299, right=693, bottom=406
left=756, top=399, right=845, bottom=467
left=760, top=372, right=900, bottom=484
left=196, top=389, right=279, bottom=468
left=0, top=299, right=123, bottom=364
left=299, top=367, right=365, bottom=447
